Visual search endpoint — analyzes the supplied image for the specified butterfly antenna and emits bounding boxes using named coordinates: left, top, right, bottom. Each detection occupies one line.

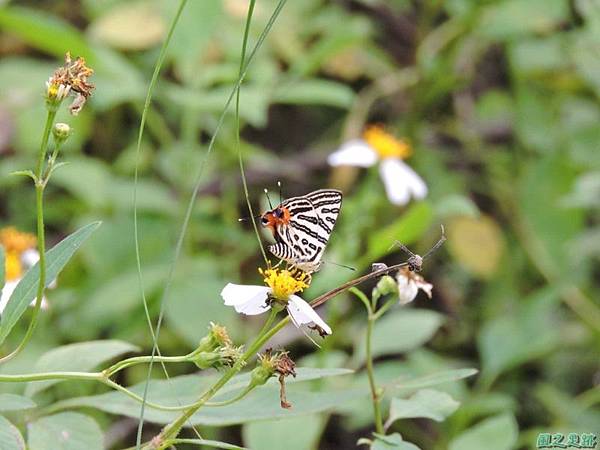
left=323, top=260, right=356, bottom=271
left=422, top=224, right=446, bottom=260
left=264, top=188, right=273, bottom=209
left=238, top=213, right=262, bottom=223
left=390, top=240, right=417, bottom=258
left=277, top=180, right=282, bottom=204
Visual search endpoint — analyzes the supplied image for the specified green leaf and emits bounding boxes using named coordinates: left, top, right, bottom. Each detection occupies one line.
left=518, top=155, right=584, bottom=271
left=28, top=412, right=103, bottom=450
left=385, top=389, right=460, bottom=427
left=387, top=368, right=478, bottom=392
left=478, top=288, right=560, bottom=386
left=167, top=440, right=245, bottom=450
left=243, top=415, right=325, bottom=450
left=371, top=433, right=422, bottom=450
left=448, top=413, right=518, bottom=450
left=273, top=79, right=355, bottom=108
left=54, top=369, right=357, bottom=425
left=354, top=309, right=444, bottom=364
left=0, top=394, right=36, bottom=411
left=0, top=221, right=101, bottom=345
left=80, top=263, right=168, bottom=326
left=25, top=340, right=139, bottom=397
left=165, top=259, right=240, bottom=346
left=477, top=0, right=569, bottom=40
left=0, top=415, right=25, bottom=450
left=0, top=7, right=92, bottom=60
left=365, top=202, right=433, bottom=263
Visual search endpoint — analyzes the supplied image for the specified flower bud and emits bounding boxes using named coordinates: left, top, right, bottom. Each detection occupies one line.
left=197, top=322, right=231, bottom=353
left=193, top=351, right=222, bottom=370
left=249, top=364, right=274, bottom=388
left=192, top=344, right=243, bottom=370
left=52, top=123, right=71, bottom=146
left=372, top=275, right=398, bottom=300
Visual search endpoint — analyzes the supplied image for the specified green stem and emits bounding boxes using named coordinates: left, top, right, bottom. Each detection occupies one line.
left=0, top=371, right=102, bottom=383
left=0, top=109, right=56, bottom=364
left=351, top=287, right=384, bottom=434
left=372, top=298, right=396, bottom=321
left=105, top=351, right=197, bottom=377
left=153, top=311, right=284, bottom=448
left=366, top=314, right=384, bottom=434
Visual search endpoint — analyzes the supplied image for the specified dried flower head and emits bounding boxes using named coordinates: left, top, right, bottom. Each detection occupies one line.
left=45, top=52, right=94, bottom=114
left=252, top=349, right=297, bottom=408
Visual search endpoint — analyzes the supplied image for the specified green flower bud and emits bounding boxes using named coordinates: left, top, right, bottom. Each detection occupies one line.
left=372, top=275, right=397, bottom=301
left=197, top=322, right=231, bottom=353
left=52, top=123, right=71, bottom=146
left=249, top=364, right=274, bottom=388
left=193, top=351, right=222, bottom=369
left=192, top=344, right=244, bottom=370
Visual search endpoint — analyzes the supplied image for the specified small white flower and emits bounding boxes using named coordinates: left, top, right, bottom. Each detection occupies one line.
left=396, top=267, right=433, bottom=305
left=328, top=126, right=427, bottom=206
left=220, top=268, right=332, bottom=335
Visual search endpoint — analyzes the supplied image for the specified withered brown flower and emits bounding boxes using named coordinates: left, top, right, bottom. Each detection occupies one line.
left=46, top=52, right=95, bottom=115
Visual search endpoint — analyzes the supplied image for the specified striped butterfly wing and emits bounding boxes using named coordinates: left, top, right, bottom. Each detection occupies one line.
left=269, top=189, right=342, bottom=272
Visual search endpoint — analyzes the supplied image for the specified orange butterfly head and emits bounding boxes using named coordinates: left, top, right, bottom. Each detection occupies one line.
left=260, top=205, right=291, bottom=235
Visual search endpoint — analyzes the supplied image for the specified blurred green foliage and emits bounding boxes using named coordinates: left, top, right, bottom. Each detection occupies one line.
left=0, top=0, right=599, bottom=449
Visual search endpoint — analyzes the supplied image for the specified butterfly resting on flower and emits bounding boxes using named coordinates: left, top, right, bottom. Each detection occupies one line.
left=260, top=189, right=343, bottom=274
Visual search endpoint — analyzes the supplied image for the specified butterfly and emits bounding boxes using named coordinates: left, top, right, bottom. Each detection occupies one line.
left=260, top=189, right=343, bottom=273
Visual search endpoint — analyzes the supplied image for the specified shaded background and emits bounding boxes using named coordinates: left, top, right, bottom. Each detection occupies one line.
left=0, top=0, right=599, bottom=449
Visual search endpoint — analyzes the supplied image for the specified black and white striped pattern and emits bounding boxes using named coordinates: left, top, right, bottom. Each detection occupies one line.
left=269, top=189, right=342, bottom=273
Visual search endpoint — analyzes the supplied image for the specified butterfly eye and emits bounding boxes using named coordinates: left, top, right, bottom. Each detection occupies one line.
left=261, top=216, right=269, bottom=225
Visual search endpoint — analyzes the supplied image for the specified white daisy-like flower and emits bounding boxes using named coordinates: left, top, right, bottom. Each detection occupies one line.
left=221, top=268, right=332, bottom=335
left=0, top=227, right=51, bottom=314
left=396, top=266, right=433, bottom=305
left=328, top=125, right=427, bottom=206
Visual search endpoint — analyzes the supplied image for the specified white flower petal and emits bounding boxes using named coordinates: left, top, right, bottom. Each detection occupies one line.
left=417, top=280, right=433, bottom=299
left=397, top=275, right=419, bottom=305
left=397, top=159, right=428, bottom=199
left=379, top=158, right=411, bottom=205
left=1, top=279, right=50, bottom=314
left=220, top=283, right=271, bottom=316
left=21, top=249, right=40, bottom=268
left=0, top=280, right=18, bottom=314
left=287, top=295, right=332, bottom=335
left=327, top=140, right=378, bottom=167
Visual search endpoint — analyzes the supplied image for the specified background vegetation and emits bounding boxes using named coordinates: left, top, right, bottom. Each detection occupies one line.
left=0, top=0, right=599, bottom=449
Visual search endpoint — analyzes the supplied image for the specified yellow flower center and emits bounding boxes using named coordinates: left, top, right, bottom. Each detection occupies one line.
left=0, top=227, right=36, bottom=282
left=47, top=82, right=59, bottom=99
left=259, top=268, right=309, bottom=301
left=5, top=251, right=22, bottom=281
left=363, top=125, right=412, bottom=160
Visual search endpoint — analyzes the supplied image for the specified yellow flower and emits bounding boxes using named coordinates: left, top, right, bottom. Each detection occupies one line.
left=221, top=266, right=332, bottom=335
left=259, top=268, right=309, bottom=302
left=0, top=227, right=53, bottom=314
left=328, top=125, right=427, bottom=206
left=0, top=227, right=37, bottom=282
left=363, top=125, right=412, bottom=160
